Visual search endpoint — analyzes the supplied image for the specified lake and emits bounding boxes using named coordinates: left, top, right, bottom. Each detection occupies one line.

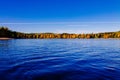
left=0, top=39, right=120, bottom=80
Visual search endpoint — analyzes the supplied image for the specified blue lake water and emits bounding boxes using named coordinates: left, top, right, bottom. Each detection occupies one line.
left=0, top=39, right=120, bottom=80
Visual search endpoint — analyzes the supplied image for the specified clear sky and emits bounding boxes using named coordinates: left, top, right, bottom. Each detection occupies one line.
left=0, top=0, right=120, bottom=33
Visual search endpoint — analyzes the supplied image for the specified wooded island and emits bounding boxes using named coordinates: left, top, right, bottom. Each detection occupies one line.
left=0, top=27, right=120, bottom=39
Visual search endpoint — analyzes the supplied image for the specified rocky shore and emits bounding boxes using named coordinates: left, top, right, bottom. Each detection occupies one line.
left=0, top=38, right=12, bottom=40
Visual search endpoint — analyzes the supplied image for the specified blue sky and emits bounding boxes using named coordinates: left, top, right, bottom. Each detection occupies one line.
left=0, top=0, right=120, bottom=33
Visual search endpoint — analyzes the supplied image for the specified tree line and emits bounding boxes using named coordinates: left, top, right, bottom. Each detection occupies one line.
left=0, top=27, right=120, bottom=39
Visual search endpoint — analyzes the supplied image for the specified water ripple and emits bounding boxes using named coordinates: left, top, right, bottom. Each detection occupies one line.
left=0, top=39, right=120, bottom=80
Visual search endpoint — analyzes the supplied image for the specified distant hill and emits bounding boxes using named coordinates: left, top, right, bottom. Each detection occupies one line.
left=0, top=27, right=120, bottom=39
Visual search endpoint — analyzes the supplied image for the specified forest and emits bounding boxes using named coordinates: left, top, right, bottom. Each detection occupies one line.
left=0, top=27, right=120, bottom=39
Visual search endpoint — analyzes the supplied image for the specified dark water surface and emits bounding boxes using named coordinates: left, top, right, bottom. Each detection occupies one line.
left=0, top=39, right=120, bottom=80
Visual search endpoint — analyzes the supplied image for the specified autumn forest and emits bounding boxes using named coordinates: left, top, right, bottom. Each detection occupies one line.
left=0, top=27, right=120, bottom=39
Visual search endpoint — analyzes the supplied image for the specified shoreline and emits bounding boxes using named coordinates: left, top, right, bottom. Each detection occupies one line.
left=1, top=37, right=120, bottom=40
left=0, top=38, right=12, bottom=40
